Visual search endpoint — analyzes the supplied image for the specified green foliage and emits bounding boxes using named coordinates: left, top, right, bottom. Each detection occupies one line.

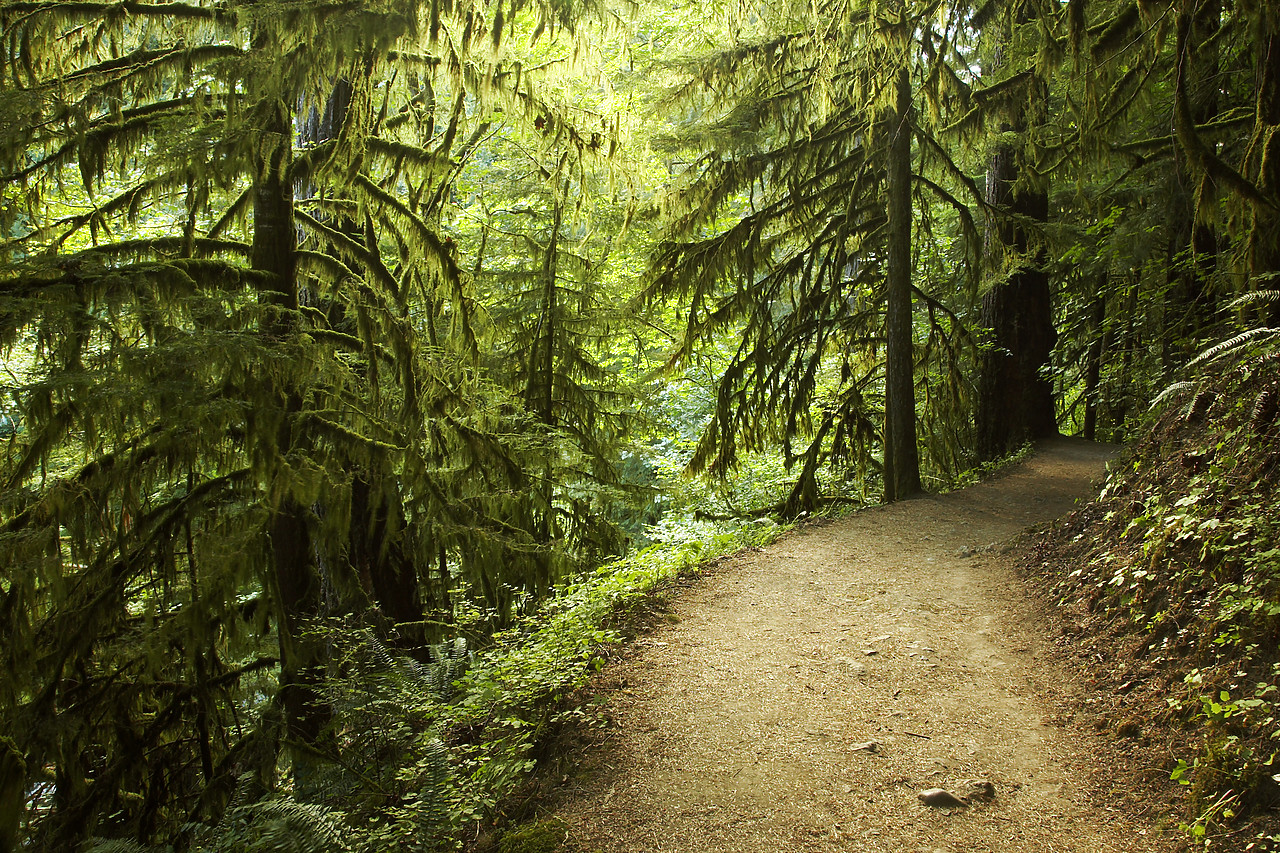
left=3, top=0, right=1280, bottom=844
left=457, top=517, right=784, bottom=712
left=0, top=0, right=649, bottom=848
left=640, top=0, right=987, bottom=508
left=314, top=519, right=782, bottom=850
left=1043, top=316, right=1280, bottom=846
left=948, top=441, right=1035, bottom=490
left=498, top=817, right=569, bottom=853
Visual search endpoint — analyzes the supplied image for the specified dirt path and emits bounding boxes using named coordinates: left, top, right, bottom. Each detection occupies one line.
left=550, top=438, right=1171, bottom=852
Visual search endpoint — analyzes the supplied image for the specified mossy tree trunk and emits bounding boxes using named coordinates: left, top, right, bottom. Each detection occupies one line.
left=250, top=94, right=333, bottom=767
left=1252, top=19, right=1280, bottom=320
left=884, top=63, right=922, bottom=501
left=1165, top=0, right=1220, bottom=366
left=975, top=13, right=1058, bottom=461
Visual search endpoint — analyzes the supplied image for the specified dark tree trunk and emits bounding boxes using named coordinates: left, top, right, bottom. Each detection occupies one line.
left=267, top=502, right=330, bottom=750
left=1166, top=0, right=1221, bottom=365
left=0, top=737, right=22, bottom=853
left=251, top=96, right=333, bottom=764
left=884, top=63, right=922, bottom=502
left=1254, top=23, right=1280, bottom=323
left=974, top=5, right=1058, bottom=461
left=349, top=471, right=427, bottom=658
left=1083, top=291, right=1107, bottom=441
left=527, top=187, right=564, bottom=430
left=517, top=192, right=564, bottom=595
left=298, top=79, right=432, bottom=655
left=974, top=112, right=1058, bottom=460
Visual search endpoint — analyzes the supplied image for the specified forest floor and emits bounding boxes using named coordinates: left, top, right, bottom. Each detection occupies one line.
left=539, top=438, right=1181, bottom=852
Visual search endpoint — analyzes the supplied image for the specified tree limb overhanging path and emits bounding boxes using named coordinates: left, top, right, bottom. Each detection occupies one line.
left=553, top=439, right=1168, bottom=852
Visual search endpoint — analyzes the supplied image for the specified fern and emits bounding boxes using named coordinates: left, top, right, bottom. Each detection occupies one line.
left=82, top=842, right=158, bottom=853
left=1186, top=328, right=1280, bottom=368
left=197, top=800, right=352, bottom=853
left=1185, top=389, right=1218, bottom=423
left=1226, top=290, right=1280, bottom=310
left=1150, top=380, right=1197, bottom=410
left=1250, top=389, right=1278, bottom=434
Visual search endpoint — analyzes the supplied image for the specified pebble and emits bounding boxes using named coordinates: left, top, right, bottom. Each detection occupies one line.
left=962, top=779, right=996, bottom=802
left=917, top=788, right=967, bottom=808
left=836, top=658, right=868, bottom=675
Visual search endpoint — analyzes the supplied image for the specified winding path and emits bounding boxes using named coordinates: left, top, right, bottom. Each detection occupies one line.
left=552, top=438, right=1169, bottom=852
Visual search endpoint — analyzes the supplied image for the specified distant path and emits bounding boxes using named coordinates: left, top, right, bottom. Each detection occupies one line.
left=552, top=438, right=1168, bottom=852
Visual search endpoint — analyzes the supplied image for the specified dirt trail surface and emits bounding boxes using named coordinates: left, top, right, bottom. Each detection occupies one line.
left=552, top=438, right=1171, bottom=852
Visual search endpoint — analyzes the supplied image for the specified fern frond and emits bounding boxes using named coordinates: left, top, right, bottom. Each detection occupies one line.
left=1185, top=389, right=1217, bottom=422
left=207, top=800, right=351, bottom=853
left=1149, top=381, right=1196, bottom=410
left=1187, top=328, right=1280, bottom=368
left=1225, top=290, right=1280, bottom=311
left=1251, top=389, right=1278, bottom=433
left=82, top=841, right=159, bottom=853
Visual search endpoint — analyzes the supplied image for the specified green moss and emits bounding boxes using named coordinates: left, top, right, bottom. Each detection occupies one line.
left=497, top=817, right=570, bottom=853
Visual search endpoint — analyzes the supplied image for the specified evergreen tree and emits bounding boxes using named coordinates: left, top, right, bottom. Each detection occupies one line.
left=645, top=0, right=981, bottom=507
left=972, top=0, right=1059, bottom=460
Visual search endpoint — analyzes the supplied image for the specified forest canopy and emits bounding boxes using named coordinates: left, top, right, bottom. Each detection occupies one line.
left=1, top=0, right=1278, bottom=847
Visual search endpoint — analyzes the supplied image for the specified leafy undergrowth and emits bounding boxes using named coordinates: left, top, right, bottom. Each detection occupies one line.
left=78, top=521, right=786, bottom=853
left=1026, top=342, right=1280, bottom=851
left=332, top=519, right=786, bottom=853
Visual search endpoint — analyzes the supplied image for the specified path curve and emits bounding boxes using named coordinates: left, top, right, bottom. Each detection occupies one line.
left=552, top=438, right=1169, bottom=852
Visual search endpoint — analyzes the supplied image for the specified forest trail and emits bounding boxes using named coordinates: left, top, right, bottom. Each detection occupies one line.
left=550, top=438, right=1170, bottom=852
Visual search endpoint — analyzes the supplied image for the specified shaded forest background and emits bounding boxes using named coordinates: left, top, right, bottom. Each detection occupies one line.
left=1, top=0, right=1278, bottom=848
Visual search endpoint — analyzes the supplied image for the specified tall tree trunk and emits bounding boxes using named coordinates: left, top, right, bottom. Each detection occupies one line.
left=0, top=737, right=22, bottom=853
left=1166, top=0, right=1221, bottom=367
left=300, top=78, right=431, bottom=657
left=348, top=471, right=427, bottom=658
left=1083, top=291, right=1107, bottom=441
left=884, top=63, right=922, bottom=502
left=528, top=190, right=563, bottom=429
left=521, top=191, right=564, bottom=593
left=1252, top=19, right=1280, bottom=322
left=974, top=18, right=1058, bottom=461
left=251, top=95, right=332, bottom=768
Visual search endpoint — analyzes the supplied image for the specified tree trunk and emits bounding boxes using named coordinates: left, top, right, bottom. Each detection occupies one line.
left=1165, top=0, right=1221, bottom=366
left=974, top=81, right=1057, bottom=460
left=1082, top=291, right=1107, bottom=441
left=1253, top=22, right=1280, bottom=322
left=0, top=737, right=22, bottom=853
left=884, top=63, right=922, bottom=501
left=349, top=471, right=427, bottom=658
left=299, top=79, right=431, bottom=657
left=251, top=95, right=333, bottom=768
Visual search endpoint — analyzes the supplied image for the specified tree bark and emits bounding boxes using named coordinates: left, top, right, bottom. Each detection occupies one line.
left=0, top=737, right=22, bottom=853
left=974, top=44, right=1058, bottom=460
left=251, top=95, right=333, bottom=766
left=884, top=63, right=922, bottom=501
left=1165, top=0, right=1221, bottom=365
left=299, top=79, right=431, bottom=658
left=1082, top=291, right=1107, bottom=441
left=349, top=471, right=427, bottom=658
left=1253, top=21, right=1280, bottom=322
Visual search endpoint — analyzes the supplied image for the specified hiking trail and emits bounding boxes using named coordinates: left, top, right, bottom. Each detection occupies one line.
left=549, top=438, right=1170, bottom=852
